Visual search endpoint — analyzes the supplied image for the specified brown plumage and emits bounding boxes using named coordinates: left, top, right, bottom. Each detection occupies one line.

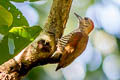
left=53, top=13, right=94, bottom=71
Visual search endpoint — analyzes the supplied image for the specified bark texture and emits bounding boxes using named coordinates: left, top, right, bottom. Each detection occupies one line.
left=0, top=0, right=73, bottom=80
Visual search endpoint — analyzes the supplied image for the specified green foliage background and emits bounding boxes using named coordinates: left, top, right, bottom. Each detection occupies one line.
left=0, top=0, right=120, bottom=80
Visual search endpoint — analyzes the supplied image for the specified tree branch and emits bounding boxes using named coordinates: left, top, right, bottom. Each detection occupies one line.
left=0, top=0, right=73, bottom=80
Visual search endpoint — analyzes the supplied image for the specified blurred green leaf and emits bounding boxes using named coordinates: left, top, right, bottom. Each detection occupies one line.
left=0, top=36, right=12, bottom=64
left=8, top=26, right=42, bottom=54
left=23, top=67, right=52, bottom=80
left=9, top=27, right=31, bottom=39
left=116, top=38, right=120, bottom=52
left=0, top=26, right=42, bottom=63
left=27, top=26, right=42, bottom=40
left=85, top=67, right=108, bottom=80
left=0, top=25, right=9, bottom=35
left=0, top=5, right=13, bottom=26
left=10, top=0, right=40, bottom=2
left=0, top=0, right=29, bottom=29
left=9, top=26, right=42, bottom=40
left=8, top=33, right=31, bottom=55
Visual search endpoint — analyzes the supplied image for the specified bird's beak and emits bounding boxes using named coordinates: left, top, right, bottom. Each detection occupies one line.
left=74, top=12, right=82, bottom=21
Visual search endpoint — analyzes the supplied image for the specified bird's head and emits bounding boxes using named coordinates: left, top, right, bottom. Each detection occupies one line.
left=74, top=13, right=94, bottom=34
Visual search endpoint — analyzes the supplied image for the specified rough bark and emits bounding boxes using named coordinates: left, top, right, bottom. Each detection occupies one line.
left=0, top=0, right=73, bottom=80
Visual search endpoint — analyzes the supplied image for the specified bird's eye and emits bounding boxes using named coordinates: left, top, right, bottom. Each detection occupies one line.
left=84, top=17, right=88, bottom=20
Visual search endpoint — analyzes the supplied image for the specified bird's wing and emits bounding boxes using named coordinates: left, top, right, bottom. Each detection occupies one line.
left=57, top=32, right=74, bottom=51
left=56, top=32, right=84, bottom=70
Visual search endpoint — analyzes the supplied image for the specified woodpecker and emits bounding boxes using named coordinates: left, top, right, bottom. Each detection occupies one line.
left=53, top=13, right=94, bottom=71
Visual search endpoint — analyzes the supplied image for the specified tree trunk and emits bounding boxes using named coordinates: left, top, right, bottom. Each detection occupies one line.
left=0, top=0, right=73, bottom=80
